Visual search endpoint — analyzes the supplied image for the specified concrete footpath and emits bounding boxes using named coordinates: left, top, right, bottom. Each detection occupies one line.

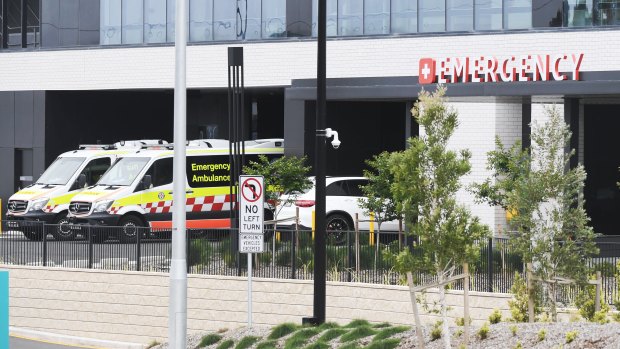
left=9, top=327, right=146, bottom=349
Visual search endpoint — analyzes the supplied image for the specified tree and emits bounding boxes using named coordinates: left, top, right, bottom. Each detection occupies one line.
left=390, top=86, right=489, bottom=349
left=474, top=105, right=598, bottom=321
left=243, top=155, right=312, bottom=226
left=359, top=151, right=402, bottom=268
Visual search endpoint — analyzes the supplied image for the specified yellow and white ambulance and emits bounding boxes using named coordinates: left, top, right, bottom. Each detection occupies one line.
left=6, top=140, right=168, bottom=241
left=67, top=139, right=284, bottom=242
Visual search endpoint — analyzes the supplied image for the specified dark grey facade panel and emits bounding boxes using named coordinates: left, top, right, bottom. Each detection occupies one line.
left=283, top=98, right=305, bottom=157
left=41, top=0, right=60, bottom=47
left=41, top=0, right=99, bottom=47
left=79, top=0, right=100, bottom=31
left=60, top=0, right=80, bottom=29
left=60, top=29, right=80, bottom=47
left=0, top=148, right=15, bottom=207
left=33, top=91, right=46, bottom=148
left=33, top=147, right=46, bottom=183
left=0, top=92, right=15, bottom=148
left=14, top=91, right=34, bottom=149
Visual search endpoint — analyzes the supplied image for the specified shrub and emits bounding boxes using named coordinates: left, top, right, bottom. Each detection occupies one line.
left=372, top=322, right=392, bottom=329
left=198, top=334, right=222, bottom=347
left=216, top=339, right=234, bottom=349
left=318, top=322, right=340, bottom=331
left=513, top=341, right=523, bottom=349
left=373, top=326, right=409, bottom=341
left=338, top=343, right=361, bottom=349
left=235, top=336, right=260, bottom=349
left=537, top=328, right=546, bottom=342
left=340, top=326, right=377, bottom=342
left=595, top=261, right=615, bottom=278
left=455, top=317, right=471, bottom=326
left=508, top=272, right=541, bottom=322
left=146, top=340, right=160, bottom=349
left=489, top=308, right=502, bottom=324
left=566, top=331, right=578, bottom=343
left=477, top=322, right=490, bottom=340
left=188, top=239, right=213, bottom=266
left=575, top=278, right=610, bottom=323
left=430, top=321, right=442, bottom=341
left=454, top=329, right=463, bottom=337
left=509, top=325, right=518, bottom=336
left=268, top=323, right=298, bottom=339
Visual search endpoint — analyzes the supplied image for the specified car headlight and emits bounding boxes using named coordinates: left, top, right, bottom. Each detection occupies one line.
left=29, top=198, right=49, bottom=212
left=93, top=200, right=114, bottom=213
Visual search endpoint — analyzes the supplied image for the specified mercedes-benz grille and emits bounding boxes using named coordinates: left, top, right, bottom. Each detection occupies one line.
left=69, top=202, right=91, bottom=215
left=7, top=200, right=27, bottom=213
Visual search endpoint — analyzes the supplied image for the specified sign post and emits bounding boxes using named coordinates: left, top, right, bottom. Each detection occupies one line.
left=0, top=271, right=8, bottom=349
left=239, top=175, right=265, bottom=327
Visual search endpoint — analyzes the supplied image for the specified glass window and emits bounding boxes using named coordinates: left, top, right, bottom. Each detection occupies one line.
left=338, top=0, right=363, bottom=36
left=594, top=0, right=620, bottom=25
left=262, top=0, right=286, bottom=38
left=364, top=0, right=390, bottom=34
left=391, top=0, right=417, bottom=33
left=122, top=0, right=143, bottom=44
left=326, top=181, right=347, bottom=196
left=241, top=0, right=262, bottom=39
left=190, top=0, right=213, bottom=41
left=37, top=157, right=86, bottom=185
left=143, top=158, right=173, bottom=187
left=564, top=0, right=593, bottom=26
left=504, top=0, right=532, bottom=29
left=167, top=0, right=175, bottom=42
left=475, top=0, right=502, bottom=30
left=533, top=0, right=563, bottom=27
left=101, top=0, right=121, bottom=45
left=214, top=0, right=236, bottom=40
left=447, top=0, right=474, bottom=31
left=419, top=0, right=445, bottom=32
left=344, top=180, right=368, bottom=197
left=80, top=158, right=112, bottom=186
left=144, top=0, right=166, bottom=43
left=312, top=0, right=338, bottom=36
left=98, top=157, right=150, bottom=186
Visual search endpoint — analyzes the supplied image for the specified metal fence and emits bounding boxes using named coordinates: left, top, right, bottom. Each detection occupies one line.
left=1, top=220, right=619, bottom=305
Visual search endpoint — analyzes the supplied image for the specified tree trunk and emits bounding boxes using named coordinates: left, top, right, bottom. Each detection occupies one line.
left=438, top=271, right=451, bottom=349
left=546, top=280, right=557, bottom=322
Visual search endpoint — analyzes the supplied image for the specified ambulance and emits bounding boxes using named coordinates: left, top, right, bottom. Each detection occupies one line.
left=6, top=140, right=168, bottom=241
left=67, top=139, right=284, bottom=242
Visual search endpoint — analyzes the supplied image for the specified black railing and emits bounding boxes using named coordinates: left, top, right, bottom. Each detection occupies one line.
left=1, top=220, right=619, bottom=305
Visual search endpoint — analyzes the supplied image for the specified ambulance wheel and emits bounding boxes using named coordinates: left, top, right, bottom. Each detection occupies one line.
left=51, top=213, right=77, bottom=241
left=118, top=215, right=144, bottom=243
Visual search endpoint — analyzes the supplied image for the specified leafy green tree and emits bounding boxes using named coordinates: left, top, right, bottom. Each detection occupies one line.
left=359, top=151, right=402, bottom=268
left=244, top=155, right=312, bottom=226
left=390, top=87, right=489, bottom=349
left=474, top=105, right=598, bottom=321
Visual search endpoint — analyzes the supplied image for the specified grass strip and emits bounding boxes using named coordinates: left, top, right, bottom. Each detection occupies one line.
left=318, top=328, right=348, bottom=342
left=373, top=326, right=410, bottom=341
left=366, top=338, right=401, bottom=349
left=340, top=326, right=377, bottom=342
left=284, top=328, right=321, bottom=349
left=256, top=340, right=277, bottom=349
left=372, top=322, right=392, bottom=329
left=216, top=339, right=234, bottom=349
left=338, top=343, right=361, bottom=349
left=344, top=319, right=371, bottom=328
left=268, top=322, right=299, bottom=339
left=317, top=322, right=340, bottom=331
left=234, top=336, right=260, bottom=349
left=303, top=342, right=329, bottom=349
left=198, top=334, right=222, bottom=347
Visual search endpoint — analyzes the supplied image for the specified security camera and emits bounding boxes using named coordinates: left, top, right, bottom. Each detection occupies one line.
left=325, top=128, right=341, bottom=150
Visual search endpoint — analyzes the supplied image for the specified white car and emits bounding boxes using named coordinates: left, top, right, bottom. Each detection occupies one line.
left=275, top=176, right=399, bottom=241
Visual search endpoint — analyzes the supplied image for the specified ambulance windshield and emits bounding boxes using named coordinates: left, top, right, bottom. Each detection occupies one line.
left=97, top=157, right=150, bottom=186
left=37, top=157, right=86, bottom=185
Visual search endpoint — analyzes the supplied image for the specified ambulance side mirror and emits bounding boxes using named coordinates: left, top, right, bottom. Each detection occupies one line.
left=140, top=175, right=152, bottom=190
left=76, top=174, right=87, bottom=189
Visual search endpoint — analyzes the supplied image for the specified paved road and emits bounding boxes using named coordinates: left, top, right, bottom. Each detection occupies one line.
left=10, top=335, right=102, bottom=349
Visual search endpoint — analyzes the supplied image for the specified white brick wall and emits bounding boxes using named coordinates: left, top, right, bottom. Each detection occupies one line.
left=0, top=30, right=618, bottom=91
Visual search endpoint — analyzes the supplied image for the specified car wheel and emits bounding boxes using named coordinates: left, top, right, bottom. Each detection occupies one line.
left=51, top=213, right=77, bottom=241
left=326, top=213, right=352, bottom=245
left=118, top=215, right=144, bottom=243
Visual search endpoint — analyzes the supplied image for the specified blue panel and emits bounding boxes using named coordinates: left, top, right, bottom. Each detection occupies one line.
left=0, top=271, right=8, bottom=349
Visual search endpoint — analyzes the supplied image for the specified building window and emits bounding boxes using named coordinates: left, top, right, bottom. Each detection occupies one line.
left=475, top=0, right=503, bottom=30
left=503, top=0, right=532, bottom=29
left=190, top=0, right=213, bottom=41
left=594, top=0, right=620, bottom=25
left=144, top=0, right=166, bottom=43
left=564, top=0, right=593, bottom=26
left=338, top=0, right=363, bottom=36
left=364, top=0, right=390, bottom=34
left=262, top=0, right=286, bottom=38
left=122, top=0, right=143, bottom=44
left=101, top=0, right=121, bottom=44
left=391, top=0, right=417, bottom=33
left=447, top=0, right=474, bottom=31
left=213, top=0, right=235, bottom=40
left=312, top=0, right=338, bottom=36
left=419, top=0, right=445, bottom=32
left=242, top=0, right=262, bottom=39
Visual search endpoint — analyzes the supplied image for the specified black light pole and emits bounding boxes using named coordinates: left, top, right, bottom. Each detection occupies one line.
left=303, top=0, right=327, bottom=326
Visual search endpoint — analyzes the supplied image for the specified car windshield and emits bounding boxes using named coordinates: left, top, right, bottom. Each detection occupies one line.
left=36, top=157, right=86, bottom=185
left=97, top=157, right=150, bottom=186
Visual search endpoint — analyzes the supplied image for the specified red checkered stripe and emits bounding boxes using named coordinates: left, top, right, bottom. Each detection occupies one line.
left=142, top=200, right=173, bottom=214
left=108, top=206, right=122, bottom=214
left=186, top=194, right=236, bottom=212
left=44, top=204, right=57, bottom=213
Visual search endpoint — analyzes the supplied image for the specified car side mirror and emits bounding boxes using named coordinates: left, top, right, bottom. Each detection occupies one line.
left=77, top=174, right=87, bottom=189
left=141, top=175, right=152, bottom=190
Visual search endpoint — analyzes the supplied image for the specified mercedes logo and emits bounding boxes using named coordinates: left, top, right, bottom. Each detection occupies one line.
left=8, top=202, right=16, bottom=211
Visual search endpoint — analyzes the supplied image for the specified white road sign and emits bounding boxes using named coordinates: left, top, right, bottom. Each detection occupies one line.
left=239, top=175, right=264, bottom=253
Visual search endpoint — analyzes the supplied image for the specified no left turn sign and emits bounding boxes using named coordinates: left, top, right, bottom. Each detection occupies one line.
left=239, top=176, right=265, bottom=251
